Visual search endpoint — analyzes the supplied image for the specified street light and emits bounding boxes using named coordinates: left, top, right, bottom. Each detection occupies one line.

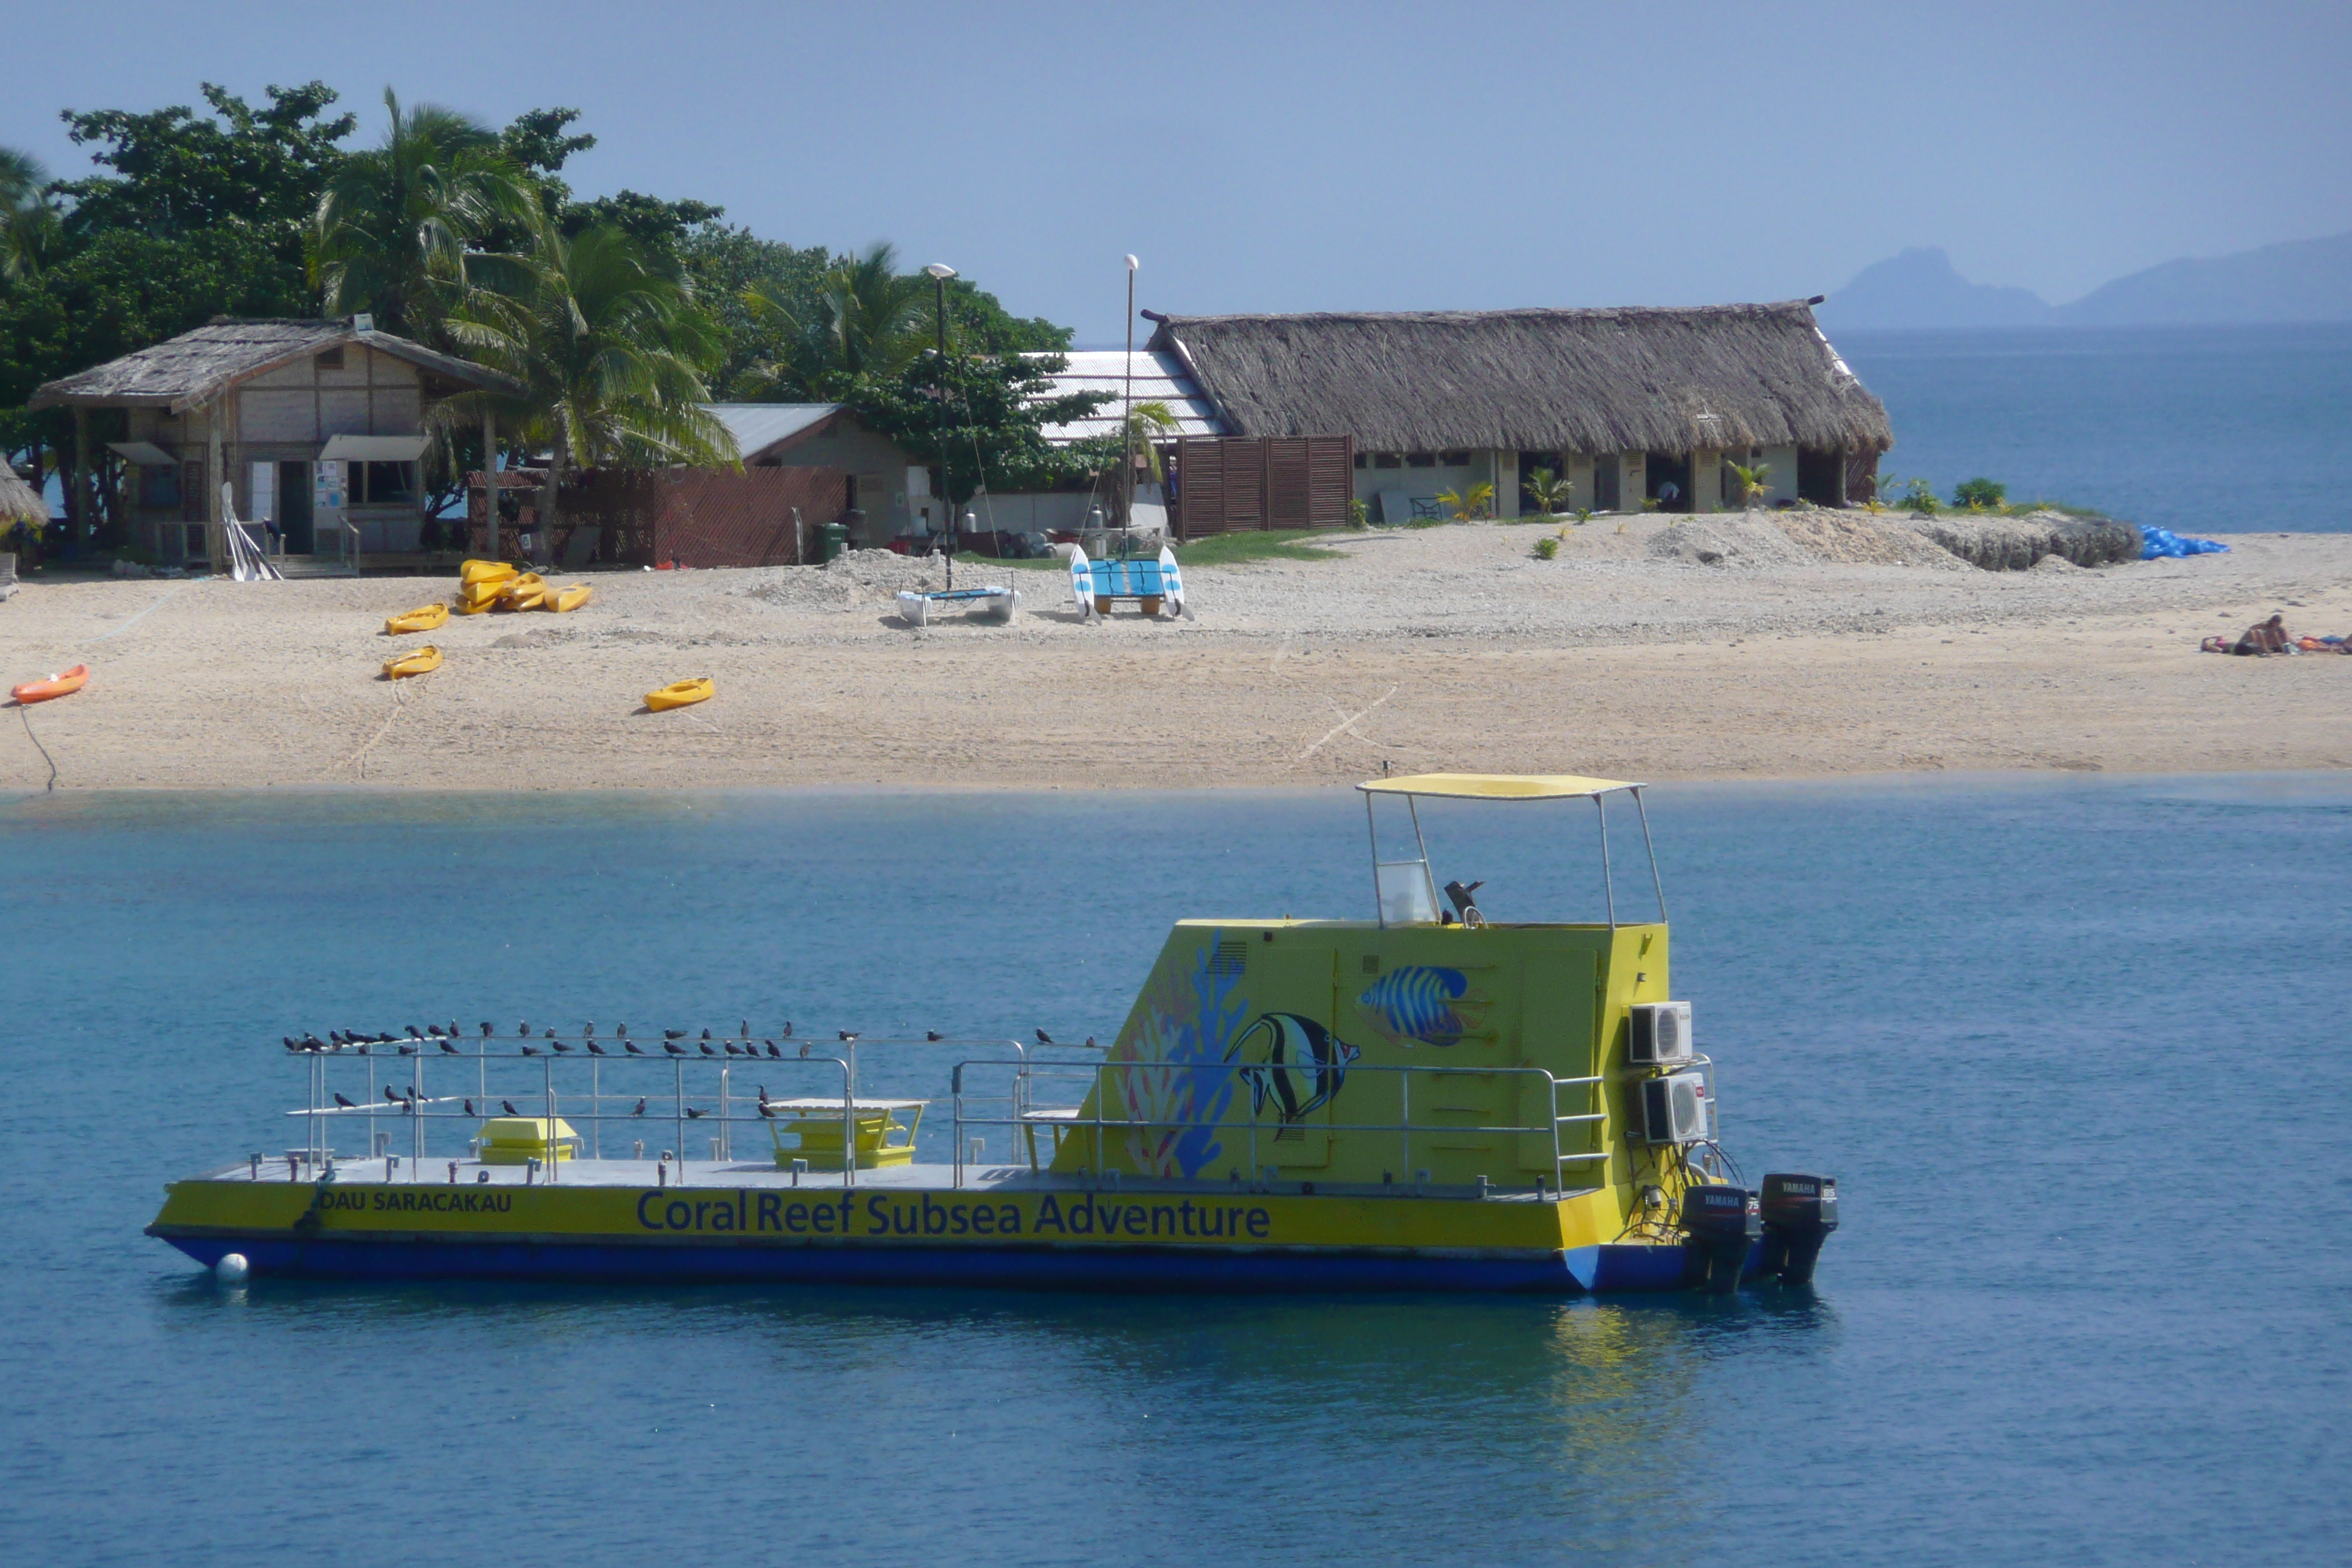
left=924, top=263, right=957, bottom=590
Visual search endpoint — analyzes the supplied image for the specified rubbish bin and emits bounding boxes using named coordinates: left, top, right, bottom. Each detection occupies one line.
left=819, top=521, right=849, bottom=563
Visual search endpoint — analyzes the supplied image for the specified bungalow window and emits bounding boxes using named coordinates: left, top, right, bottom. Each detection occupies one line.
left=139, top=464, right=181, bottom=508
left=1405, top=453, right=1436, bottom=468
left=347, top=461, right=418, bottom=505
left=1438, top=451, right=1471, bottom=467
left=1373, top=453, right=1401, bottom=469
left=1353, top=453, right=1366, bottom=468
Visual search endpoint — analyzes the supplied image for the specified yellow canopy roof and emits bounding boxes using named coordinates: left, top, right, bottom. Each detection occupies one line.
left=1357, top=772, right=1637, bottom=800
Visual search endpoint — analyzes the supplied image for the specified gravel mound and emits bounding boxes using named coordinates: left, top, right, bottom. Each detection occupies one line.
left=1651, top=510, right=1967, bottom=570
left=1648, top=515, right=1811, bottom=568
left=1893, top=510, right=2139, bottom=570
left=736, top=549, right=953, bottom=610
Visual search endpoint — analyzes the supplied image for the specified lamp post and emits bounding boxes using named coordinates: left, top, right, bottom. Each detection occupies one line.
left=924, top=263, right=957, bottom=591
left=1121, top=254, right=1139, bottom=552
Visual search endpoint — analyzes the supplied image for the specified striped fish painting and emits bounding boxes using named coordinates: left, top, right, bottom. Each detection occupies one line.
left=1355, top=965, right=1473, bottom=1048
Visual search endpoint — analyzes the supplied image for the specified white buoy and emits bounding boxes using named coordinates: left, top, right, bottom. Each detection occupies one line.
left=215, top=1253, right=249, bottom=1284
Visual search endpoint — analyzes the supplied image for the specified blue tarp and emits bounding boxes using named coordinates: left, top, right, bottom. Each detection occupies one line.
left=2141, top=524, right=2230, bottom=559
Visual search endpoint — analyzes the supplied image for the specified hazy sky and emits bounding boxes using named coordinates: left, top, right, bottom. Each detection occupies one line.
left=6, top=0, right=2347, bottom=342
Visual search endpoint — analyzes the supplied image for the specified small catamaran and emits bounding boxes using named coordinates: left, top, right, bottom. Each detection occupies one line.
left=149, top=774, right=1837, bottom=1294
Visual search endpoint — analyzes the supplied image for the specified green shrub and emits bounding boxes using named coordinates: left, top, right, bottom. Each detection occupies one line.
left=1346, top=497, right=1370, bottom=530
left=1572, top=506, right=1594, bottom=526
left=1953, top=477, right=2005, bottom=511
left=1899, top=478, right=1941, bottom=515
left=1534, top=536, right=1559, bottom=559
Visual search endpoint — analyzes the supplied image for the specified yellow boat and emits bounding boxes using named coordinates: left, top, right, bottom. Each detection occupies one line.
left=545, top=584, right=592, bottom=614
left=454, top=592, right=500, bottom=615
left=459, top=558, right=517, bottom=587
left=143, top=774, right=1839, bottom=1297
left=384, top=602, right=448, bottom=636
left=381, top=644, right=442, bottom=679
left=501, top=573, right=549, bottom=612
left=645, top=676, right=714, bottom=711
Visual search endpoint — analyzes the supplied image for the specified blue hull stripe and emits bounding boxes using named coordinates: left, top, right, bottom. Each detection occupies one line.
left=150, top=1232, right=1718, bottom=1294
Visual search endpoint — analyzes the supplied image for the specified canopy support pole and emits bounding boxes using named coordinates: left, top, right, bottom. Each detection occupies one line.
left=1632, top=786, right=1667, bottom=923
left=1594, top=794, right=1616, bottom=930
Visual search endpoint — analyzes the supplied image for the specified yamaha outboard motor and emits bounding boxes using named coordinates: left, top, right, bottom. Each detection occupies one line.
left=1758, top=1172, right=1839, bottom=1286
left=1679, top=1185, right=1758, bottom=1295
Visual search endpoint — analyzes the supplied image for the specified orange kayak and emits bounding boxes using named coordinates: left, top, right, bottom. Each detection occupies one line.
left=12, top=665, right=88, bottom=704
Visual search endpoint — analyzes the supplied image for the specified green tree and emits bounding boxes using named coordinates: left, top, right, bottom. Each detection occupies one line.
left=1727, top=460, right=1771, bottom=508
left=1436, top=479, right=1495, bottom=520
left=0, top=148, right=60, bottom=282
left=1521, top=465, right=1572, bottom=518
left=677, top=222, right=830, bottom=399
left=442, top=220, right=735, bottom=546
left=741, top=241, right=930, bottom=399
left=313, top=88, right=530, bottom=338
left=853, top=344, right=1108, bottom=510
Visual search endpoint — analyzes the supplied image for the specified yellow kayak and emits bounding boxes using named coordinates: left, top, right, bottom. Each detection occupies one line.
left=384, top=602, right=448, bottom=636
left=460, top=558, right=518, bottom=587
left=501, top=572, right=548, bottom=611
left=646, top=676, right=714, bottom=712
left=545, top=584, right=592, bottom=614
left=382, top=644, right=442, bottom=679
left=454, top=590, right=500, bottom=615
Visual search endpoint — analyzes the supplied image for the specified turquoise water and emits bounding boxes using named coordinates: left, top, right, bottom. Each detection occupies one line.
left=2, top=778, right=2348, bottom=1564
left=1837, top=324, right=2352, bottom=534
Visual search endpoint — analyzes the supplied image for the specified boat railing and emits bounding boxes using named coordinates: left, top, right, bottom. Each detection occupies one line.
left=278, top=1036, right=1042, bottom=1186
left=948, top=1057, right=1607, bottom=1194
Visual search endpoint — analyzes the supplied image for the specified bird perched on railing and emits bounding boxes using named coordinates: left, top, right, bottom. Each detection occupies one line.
left=927, top=1030, right=943, bottom=1041
left=765, top=1041, right=782, bottom=1058
left=701, top=1028, right=712, bottom=1041
left=663, top=1040, right=686, bottom=1057
left=482, top=1022, right=496, bottom=1039
left=587, top=1041, right=606, bottom=1057
left=838, top=1030, right=859, bottom=1043
left=302, top=1032, right=328, bottom=1050
left=283, top=1036, right=302, bottom=1052
left=521, top=1044, right=540, bottom=1057
left=625, top=1041, right=645, bottom=1055
left=699, top=1042, right=717, bottom=1057
left=782, top=1022, right=794, bottom=1039
left=405, top=1025, right=423, bottom=1040
left=723, top=1043, right=743, bottom=1057
left=664, top=1029, right=687, bottom=1041
left=397, top=1044, right=418, bottom=1056
left=501, top=1100, right=519, bottom=1116
left=552, top=1041, right=574, bottom=1054
left=427, top=1023, right=445, bottom=1039
left=616, top=1024, right=629, bottom=1040
left=464, top=1100, right=475, bottom=1116
left=632, top=1098, right=647, bottom=1117
left=685, top=1107, right=707, bottom=1120
left=333, top=1093, right=356, bottom=1108
left=440, top=1039, right=459, bottom=1055
left=1036, top=1029, right=1054, bottom=1044
left=740, top=1019, right=750, bottom=1041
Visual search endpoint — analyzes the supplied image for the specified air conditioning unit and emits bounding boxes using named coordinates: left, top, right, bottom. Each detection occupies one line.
left=1640, top=1071, right=1711, bottom=1144
left=1629, top=1001, right=1693, bottom=1065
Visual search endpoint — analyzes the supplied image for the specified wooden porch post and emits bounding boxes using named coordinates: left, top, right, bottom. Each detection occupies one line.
left=480, top=406, right=496, bottom=557
left=69, top=407, right=91, bottom=560
left=205, top=401, right=225, bottom=573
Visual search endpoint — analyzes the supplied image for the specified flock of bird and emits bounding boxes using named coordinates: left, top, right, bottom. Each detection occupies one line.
left=286, top=1022, right=1090, bottom=1059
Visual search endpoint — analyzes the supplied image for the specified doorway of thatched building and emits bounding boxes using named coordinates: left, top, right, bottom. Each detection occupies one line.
left=1644, top=451, right=1692, bottom=511
left=1594, top=455, right=1621, bottom=511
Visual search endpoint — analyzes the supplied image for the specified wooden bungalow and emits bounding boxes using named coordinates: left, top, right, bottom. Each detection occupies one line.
left=1141, top=301, right=1893, bottom=518
left=30, top=317, right=516, bottom=571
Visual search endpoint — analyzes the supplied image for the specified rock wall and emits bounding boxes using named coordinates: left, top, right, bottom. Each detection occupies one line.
left=1894, top=510, right=2139, bottom=570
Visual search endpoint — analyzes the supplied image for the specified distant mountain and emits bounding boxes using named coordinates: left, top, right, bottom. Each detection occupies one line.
left=1814, top=247, right=2049, bottom=330
left=1819, top=231, right=2352, bottom=330
left=2052, top=231, right=2352, bottom=325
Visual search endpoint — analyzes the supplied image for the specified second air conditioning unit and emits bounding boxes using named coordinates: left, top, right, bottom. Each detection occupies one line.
left=1629, top=1001, right=1693, bottom=1065
left=1640, top=1071, right=1711, bottom=1145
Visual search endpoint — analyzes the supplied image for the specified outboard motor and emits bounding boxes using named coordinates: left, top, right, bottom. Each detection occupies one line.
left=1679, top=1185, right=1758, bottom=1295
left=1758, top=1172, right=1839, bottom=1285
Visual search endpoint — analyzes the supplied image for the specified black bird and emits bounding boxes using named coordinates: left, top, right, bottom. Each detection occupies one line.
left=481, top=1022, right=495, bottom=1038
left=398, top=1044, right=418, bottom=1057
left=464, top=1100, right=475, bottom=1117
left=685, top=1107, right=707, bottom=1120
left=631, top=1098, right=647, bottom=1116
left=758, top=1101, right=775, bottom=1119
left=552, top=1041, right=575, bottom=1054
left=283, top=1036, right=301, bottom=1052
left=385, top=1086, right=404, bottom=1104
left=301, top=1032, right=327, bottom=1050
left=448, top=1020, right=459, bottom=1039
left=502, top=1100, right=519, bottom=1116
left=521, top=1045, right=540, bottom=1057
left=701, top=1027, right=713, bottom=1041
left=1036, top=1029, right=1053, bottom=1044
left=377, top=1032, right=397, bottom=1045
left=663, top=1041, right=686, bottom=1057
left=926, top=1030, right=943, bottom=1042
left=616, top=1024, right=629, bottom=1039
left=543, top=1027, right=556, bottom=1039
left=440, top=1039, right=459, bottom=1056
left=740, top=1019, right=750, bottom=1040
left=587, top=1042, right=607, bottom=1057
left=625, top=1041, right=646, bottom=1056
left=516, top=1020, right=529, bottom=1038
left=766, top=1042, right=782, bottom=1059
left=723, top=1044, right=743, bottom=1057
left=355, top=1043, right=371, bottom=1056
left=782, top=1022, right=794, bottom=1039
left=428, top=1023, right=446, bottom=1039
left=328, top=1030, right=345, bottom=1046
left=838, top=1030, right=859, bottom=1043
left=1085, top=1036, right=1097, bottom=1049
left=699, top=1042, right=717, bottom=1058
left=406, top=1025, right=423, bottom=1040
left=664, top=1029, right=687, bottom=1041
left=333, top=1093, right=356, bottom=1108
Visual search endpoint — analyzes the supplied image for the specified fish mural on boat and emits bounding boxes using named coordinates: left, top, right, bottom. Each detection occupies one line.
left=1355, top=965, right=1480, bottom=1048
left=1223, top=1012, right=1362, bottom=1126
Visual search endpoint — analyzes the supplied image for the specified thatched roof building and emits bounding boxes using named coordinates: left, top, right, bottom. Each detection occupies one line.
left=0, top=466, right=46, bottom=526
left=1145, top=301, right=1891, bottom=515
left=31, top=318, right=511, bottom=412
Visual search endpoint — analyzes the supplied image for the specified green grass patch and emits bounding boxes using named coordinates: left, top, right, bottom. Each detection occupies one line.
left=1172, top=529, right=1343, bottom=565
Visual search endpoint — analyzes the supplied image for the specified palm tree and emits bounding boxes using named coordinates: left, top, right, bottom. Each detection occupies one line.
left=1522, top=466, right=1573, bottom=519
left=313, top=88, right=529, bottom=337
left=1727, top=461, right=1772, bottom=509
left=0, top=147, right=59, bottom=283
left=739, top=241, right=927, bottom=399
left=442, top=220, right=736, bottom=552
left=1120, top=399, right=1181, bottom=482
left=1436, top=479, right=1496, bottom=521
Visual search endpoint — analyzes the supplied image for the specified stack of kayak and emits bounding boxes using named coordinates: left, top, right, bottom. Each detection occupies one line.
left=453, top=559, right=592, bottom=615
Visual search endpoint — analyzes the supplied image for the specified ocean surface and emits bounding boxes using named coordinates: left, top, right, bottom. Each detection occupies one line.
left=1836, top=323, right=2352, bottom=534
left=1, top=779, right=2346, bottom=1566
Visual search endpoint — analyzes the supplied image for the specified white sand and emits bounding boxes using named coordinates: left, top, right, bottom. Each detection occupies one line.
left=3, top=514, right=2348, bottom=791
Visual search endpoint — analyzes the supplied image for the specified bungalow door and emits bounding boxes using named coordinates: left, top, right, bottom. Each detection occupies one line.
left=277, top=461, right=314, bottom=553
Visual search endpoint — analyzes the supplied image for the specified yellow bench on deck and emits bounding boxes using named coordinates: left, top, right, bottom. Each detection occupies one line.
left=476, top=1116, right=580, bottom=1164
left=764, top=1098, right=924, bottom=1170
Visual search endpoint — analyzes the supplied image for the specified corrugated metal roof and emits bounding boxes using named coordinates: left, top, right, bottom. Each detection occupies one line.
left=704, top=403, right=843, bottom=461
left=1029, top=350, right=1224, bottom=445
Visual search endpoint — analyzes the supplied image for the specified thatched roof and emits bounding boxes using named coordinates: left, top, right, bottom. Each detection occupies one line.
left=30, top=319, right=518, bottom=413
left=1146, top=301, right=1892, bottom=454
left=0, top=466, right=45, bottom=524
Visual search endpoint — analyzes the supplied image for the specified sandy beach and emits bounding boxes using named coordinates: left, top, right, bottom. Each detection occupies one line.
left=3, top=514, right=2348, bottom=791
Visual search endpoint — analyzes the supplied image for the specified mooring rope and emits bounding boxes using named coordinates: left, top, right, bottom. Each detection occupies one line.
left=18, top=705, right=56, bottom=792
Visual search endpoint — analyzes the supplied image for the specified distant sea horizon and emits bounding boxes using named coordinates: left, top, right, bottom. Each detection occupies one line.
left=1836, top=322, right=2352, bottom=535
